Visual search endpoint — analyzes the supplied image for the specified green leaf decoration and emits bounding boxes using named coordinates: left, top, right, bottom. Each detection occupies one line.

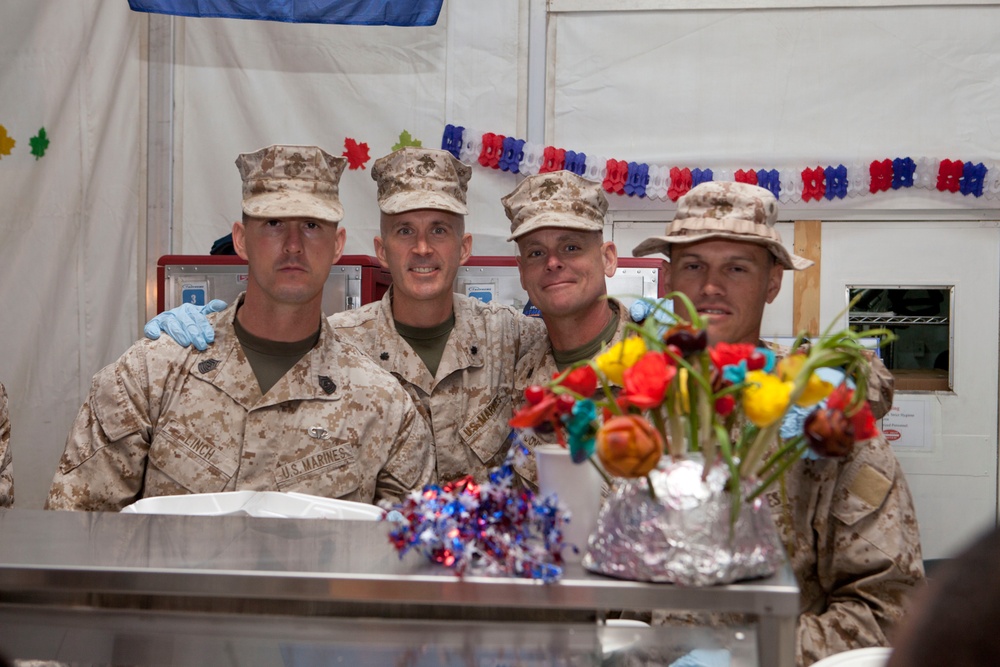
left=392, top=130, right=422, bottom=151
left=30, top=127, right=49, bottom=160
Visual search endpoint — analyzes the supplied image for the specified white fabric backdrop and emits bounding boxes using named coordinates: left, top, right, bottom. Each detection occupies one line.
left=174, top=3, right=523, bottom=259
left=0, top=2, right=141, bottom=508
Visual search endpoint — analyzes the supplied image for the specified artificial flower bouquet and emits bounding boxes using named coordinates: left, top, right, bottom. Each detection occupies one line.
left=511, top=293, right=893, bottom=519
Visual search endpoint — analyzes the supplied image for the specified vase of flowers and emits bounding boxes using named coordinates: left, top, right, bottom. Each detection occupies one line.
left=510, top=293, right=890, bottom=585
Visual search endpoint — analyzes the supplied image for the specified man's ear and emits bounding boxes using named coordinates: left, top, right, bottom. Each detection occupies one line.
left=515, top=254, right=527, bottom=291
left=459, top=232, right=473, bottom=266
left=232, top=220, right=249, bottom=261
left=373, top=234, right=389, bottom=269
left=660, top=259, right=672, bottom=294
left=765, top=262, right=784, bottom=304
left=331, top=225, right=347, bottom=265
left=602, top=241, right=618, bottom=278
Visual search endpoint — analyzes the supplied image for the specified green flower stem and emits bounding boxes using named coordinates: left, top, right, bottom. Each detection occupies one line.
left=740, top=421, right=780, bottom=479
left=645, top=472, right=658, bottom=502
left=668, top=412, right=686, bottom=458
left=748, top=440, right=809, bottom=502
left=587, top=455, right=613, bottom=487
left=758, top=434, right=805, bottom=478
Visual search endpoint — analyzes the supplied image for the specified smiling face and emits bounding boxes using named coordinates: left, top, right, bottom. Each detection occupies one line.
left=515, top=228, right=617, bottom=320
left=663, top=239, right=783, bottom=346
left=233, top=215, right=345, bottom=308
left=374, top=208, right=472, bottom=324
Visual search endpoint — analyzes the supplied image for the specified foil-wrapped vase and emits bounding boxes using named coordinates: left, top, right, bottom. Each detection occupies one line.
left=582, top=456, right=785, bottom=585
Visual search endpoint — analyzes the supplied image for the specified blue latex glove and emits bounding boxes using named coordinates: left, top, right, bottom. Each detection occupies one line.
left=669, top=648, right=730, bottom=667
left=144, top=299, right=227, bottom=351
left=629, top=297, right=675, bottom=326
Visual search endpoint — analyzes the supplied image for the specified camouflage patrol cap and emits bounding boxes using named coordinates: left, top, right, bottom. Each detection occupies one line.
left=631, top=181, right=813, bottom=270
left=371, top=147, right=471, bottom=215
left=502, top=171, right=608, bottom=242
left=236, top=145, right=347, bottom=224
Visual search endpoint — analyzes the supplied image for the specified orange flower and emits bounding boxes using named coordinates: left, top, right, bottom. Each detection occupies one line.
left=596, top=415, right=663, bottom=478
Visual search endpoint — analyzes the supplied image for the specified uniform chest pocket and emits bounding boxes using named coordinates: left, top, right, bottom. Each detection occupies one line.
left=274, top=442, right=362, bottom=500
left=148, top=420, right=238, bottom=493
left=459, top=393, right=513, bottom=465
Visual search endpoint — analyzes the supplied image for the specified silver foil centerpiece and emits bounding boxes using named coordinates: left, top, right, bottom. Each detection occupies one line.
left=582, top=456, right=785, bottom=586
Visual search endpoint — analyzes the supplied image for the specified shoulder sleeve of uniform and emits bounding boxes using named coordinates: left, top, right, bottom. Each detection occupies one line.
left=831, top=434, right=897, bottom=527
left=865, top=351, right=895, bottom=421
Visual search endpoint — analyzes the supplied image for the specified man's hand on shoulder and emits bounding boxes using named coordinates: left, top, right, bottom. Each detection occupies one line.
left=144, top=300, right=227, bottom=351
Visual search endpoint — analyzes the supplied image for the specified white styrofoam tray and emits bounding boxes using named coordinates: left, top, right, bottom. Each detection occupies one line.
left=120, top=490, right=385, bottom=521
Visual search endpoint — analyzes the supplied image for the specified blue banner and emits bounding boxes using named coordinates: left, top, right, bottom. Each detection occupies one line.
left=128, top=0, right=443, bottom=27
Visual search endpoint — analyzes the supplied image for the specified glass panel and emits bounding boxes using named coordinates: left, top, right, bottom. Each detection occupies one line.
left=848, top=286, right=952, bottom=391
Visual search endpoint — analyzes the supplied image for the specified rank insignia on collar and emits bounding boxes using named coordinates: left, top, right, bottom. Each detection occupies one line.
left=198, top=359, right=220, bottom=374
left=380, top=352, right=390, bottom=361
left=318, top=375, right=337, bottom=395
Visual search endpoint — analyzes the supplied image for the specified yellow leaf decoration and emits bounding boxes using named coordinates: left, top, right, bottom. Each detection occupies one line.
left=0, top=125, right=15, bottom=157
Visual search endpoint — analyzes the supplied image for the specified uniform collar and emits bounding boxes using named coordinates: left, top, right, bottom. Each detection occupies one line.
left=371, top=288, right=486, bottom=393
left=192, top=295, right=345, bottom=409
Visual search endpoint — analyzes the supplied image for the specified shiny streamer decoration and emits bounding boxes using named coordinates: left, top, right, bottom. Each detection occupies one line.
left=385, top=443, right=568, bottom=583
left=582, top=456, right=785, bottom=586
left=442, top=124, right=1000, bottom=203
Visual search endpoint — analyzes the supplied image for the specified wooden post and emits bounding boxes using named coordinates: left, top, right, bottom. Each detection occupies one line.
left=792, top=221, right=822, bottom=337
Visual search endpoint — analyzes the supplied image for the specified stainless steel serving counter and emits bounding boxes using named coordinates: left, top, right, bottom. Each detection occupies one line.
left=0, top=509, right=798, bottom=666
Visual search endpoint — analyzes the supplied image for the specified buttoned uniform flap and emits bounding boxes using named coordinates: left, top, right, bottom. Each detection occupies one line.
left=460, top=391, right=514, bottom=465
left=274, top=441, right=362, bottom=499
left=830, top=437, right=896, bottom=527
left=148, top=420, right=238, bottom=493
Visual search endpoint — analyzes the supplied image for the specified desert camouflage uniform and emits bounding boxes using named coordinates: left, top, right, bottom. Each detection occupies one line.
left=762, top=343, right=922, bottom=665
left=46, top=300, right=434, bottom=511
left=0, top=382, right=12, bottom=507
left=333, top=290, right=545, bottom=485
left=511, top=299, right=631, bottom=488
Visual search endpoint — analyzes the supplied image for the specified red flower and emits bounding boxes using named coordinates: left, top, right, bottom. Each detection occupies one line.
left=804, top=408, right=855, bottom=457
left=826, top=384, right=879, bottom=442
left=557, top=365, right=598, bottom=397
left=622, top=352, right=675, bottom=409
left=715, top=394, right=736, bottom=417
left=709, top=342, right=765, bottom=371
left=510, top=388, right=559, bottom=428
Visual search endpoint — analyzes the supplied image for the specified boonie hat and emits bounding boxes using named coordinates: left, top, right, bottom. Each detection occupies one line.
left=631, top=181, right=813, bottom=270
left=236, top=145, right=347, bottom=224
left=502, top=171, right=608, bottom=242
left=371, top=147, right=471, bottom=215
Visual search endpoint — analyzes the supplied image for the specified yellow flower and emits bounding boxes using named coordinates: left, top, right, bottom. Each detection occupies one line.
left=595, top=337, right=647, bottom=385
left=776, top=354, right=834, bottom=407
left=743, top=370, right=793, bottom=427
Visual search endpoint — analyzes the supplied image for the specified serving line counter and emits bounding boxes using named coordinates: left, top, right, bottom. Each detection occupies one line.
left=0, top=509, right=798, bottom=666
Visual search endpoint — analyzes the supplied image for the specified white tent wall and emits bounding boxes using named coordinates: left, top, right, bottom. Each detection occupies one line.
left=0, top=2, right=141, bottom=509
left=172, top=3, right=524, bottom=262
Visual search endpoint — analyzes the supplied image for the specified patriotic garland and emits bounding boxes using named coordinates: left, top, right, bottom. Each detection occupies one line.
left=441, top=124, right=1000, bottom=203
